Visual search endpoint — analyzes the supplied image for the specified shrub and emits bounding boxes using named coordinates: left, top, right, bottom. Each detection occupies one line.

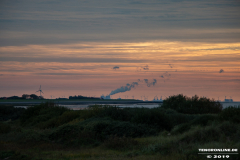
left=0, top=105, right=25, bottom=121
left=20, top=102, right=69, bottom=127
left=180, top=127, right=220, bottom=143
left=178, top=121, right=239, bottom=144
left=219, top=106, right=240, bottom=123
left=48, top=117, right=158, bottom=146
left=0, top=151, right=32, bottom=160
left=162, top=94, right=222, bottom=114
left=167, top=112, right=197, bottom=126
left=171, top=123, right=191, bottom=134
left=48, top=124, right=97, bottom=146
left=190, top=114, right=218, bottom=126
left=37, top=110, right=81, bottom=129
left=83, top=117, right=158, bottom=139
left=84, top=106, right=174, bottom=131
left=85, top=105, right=137, bottom=122
left=16, top=129, right=47, bottom=143
left=103, top=135, right=138, bottom=150
left=218, top=121, right=239, bottom=138
left=171, top=114, right=218, bottom=134
left=0, top=122, right=11, bottom=134
left=130, top=107, right=173, bottom=131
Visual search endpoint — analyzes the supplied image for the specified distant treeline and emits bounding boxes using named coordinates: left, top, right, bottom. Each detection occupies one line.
left=0, top=94, right=102, bottom=100
left=69, top=95, right=101, bottom=100
left=0, top=94, right=43, bottom=100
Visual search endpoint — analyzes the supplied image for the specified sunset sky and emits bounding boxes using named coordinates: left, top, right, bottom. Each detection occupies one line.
left=0, top=0, right=240, bottom=101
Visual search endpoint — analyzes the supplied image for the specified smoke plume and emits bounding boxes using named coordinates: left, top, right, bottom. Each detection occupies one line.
left=108, top=79, right=157, bottom=96
left=108, top=82, right=138, bottom=96
left=160, top=72, right=171, bottom=82
left=160, top=72, right=171, bottom=79
left=144, top=79, right=157, bottom=87
left=142, top=65, right=149, bottom=70
left=113, top=66, right=120, bottom=70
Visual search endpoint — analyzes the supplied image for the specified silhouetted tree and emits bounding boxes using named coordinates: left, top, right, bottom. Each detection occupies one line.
left=30, top=94, right=39, bottom=99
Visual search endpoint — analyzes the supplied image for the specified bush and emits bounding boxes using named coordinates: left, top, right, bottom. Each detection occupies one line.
left=162, top=94, right=222, bottom=114
left=0, top=151, right=32, bottom=160
left=15, top=129, right=48, bottom=143
left=171, top=123, right=191, bottom=134
left=0, top=122, right=11, bottom=134
left=81, top=106, right=174, bottom=131
left=218, top=121, right=239, bottom=138
left=20, top=102, right=70, bottom=127
left=171, top=114, right=218, bottom=134
left=179, top=121, right=240, bottom=144
left=37, top=110, right=81, bottom=129
left=82, top=117, right=158, bottom=139
left=0, top=151, right=15, bottom=159
left=130, top=107, right=173, bottom=131
left=103, top=135, right=138, bottom=150
left=180, top=127, right=220, bottom=143
left=48, top=117, right=158, bottom=146
left=167, top=112, right=197, bottom=126
left=219, top=106, right=240, bottom=123
left=48, top=124, right=96, bottom=146
left=190, top=114, right=218, bottom=126
left=0, top=105, right=25, bottom=121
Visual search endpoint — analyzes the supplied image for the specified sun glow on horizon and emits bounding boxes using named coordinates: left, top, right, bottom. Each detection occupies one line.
left=0, top=40, right=240, bottom=100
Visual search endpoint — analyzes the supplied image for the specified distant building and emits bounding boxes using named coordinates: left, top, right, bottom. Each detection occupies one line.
left=224, top=96, right=233, bottom=102
left=224, top=99, right=233, bottom=102
left=152, top=96, right=163, bottom=102
left=57, top=97, right=68, bottom=100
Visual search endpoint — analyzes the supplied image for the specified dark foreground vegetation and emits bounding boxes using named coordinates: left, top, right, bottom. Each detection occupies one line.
left=0, top=94, right=239, bottom=160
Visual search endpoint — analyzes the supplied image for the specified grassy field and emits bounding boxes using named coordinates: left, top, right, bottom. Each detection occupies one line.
left=0, top=95, right=239, bottom=160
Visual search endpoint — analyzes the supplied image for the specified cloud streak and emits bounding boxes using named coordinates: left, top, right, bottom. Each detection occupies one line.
left=0, top=56, right=148, bottom=63
left=1, top=0, right=240, bottom=46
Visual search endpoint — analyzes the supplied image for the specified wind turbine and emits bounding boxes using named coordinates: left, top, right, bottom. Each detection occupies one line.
left=36, top=85, right=44, bottom=96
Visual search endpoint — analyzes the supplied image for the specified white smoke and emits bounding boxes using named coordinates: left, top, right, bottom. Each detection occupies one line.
left=108, top=79, right=157, bottom=96
left=108, top=82, right=139, bottom=96
left=144, top=79, right=157, bottom=87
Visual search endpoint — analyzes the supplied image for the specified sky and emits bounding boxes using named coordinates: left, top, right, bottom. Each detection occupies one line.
left=0, top=0, right=240, bottom=101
